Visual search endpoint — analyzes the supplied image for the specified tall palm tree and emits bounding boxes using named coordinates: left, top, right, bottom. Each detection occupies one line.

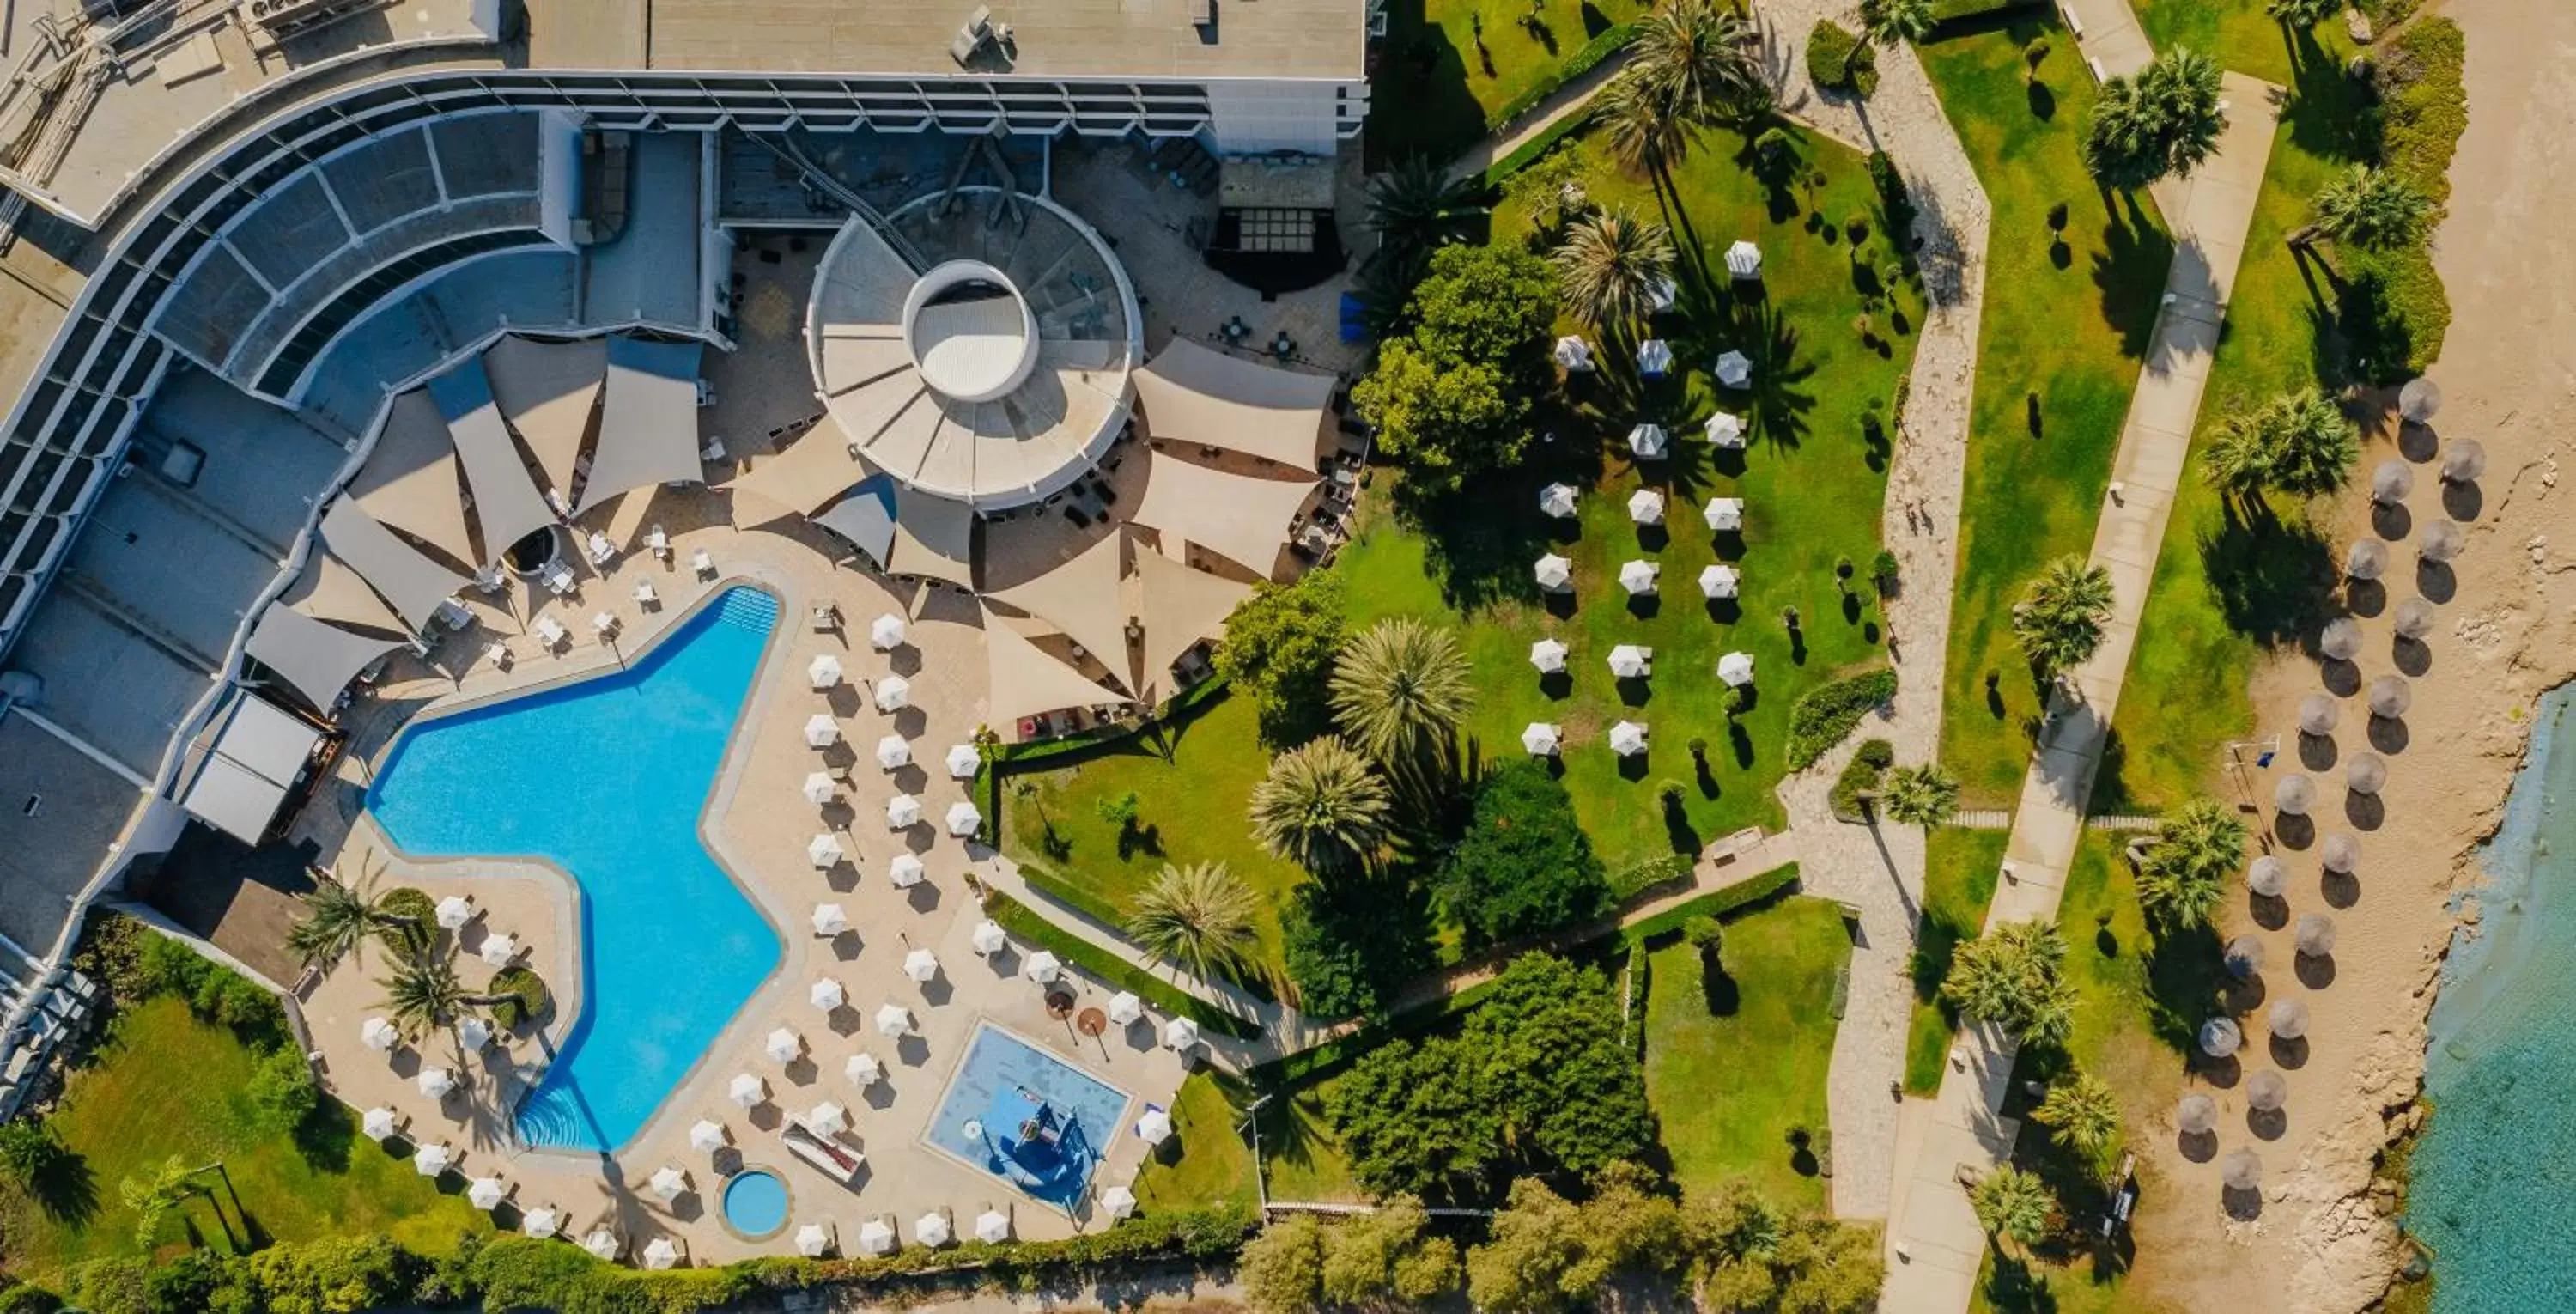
left=1125, top=861, right=1262, bottom=984
left=285, top=864, right=418, bottom=973
left=2295, top=165, right=2433, bottom=252
left=1855, top=0, right=1936, bottom=81
left=376, top=952, right=508, bottom=1042
left=2032, top=1070, right=2124, bottom=1162
left=1249, top=737, right=1395, bottom=873
left=1552, top=207, right=1676, bottom=333
left=2010, top=555, right=2116, bottom=680
left=1628, top=0, right=1771, bottom=132
left=1878, top=763, right=1960, bottom=830
left=2136, top=798, right=2249, bottom=928
left=2083, top=48, right=2226, bottom=190
left=1942, top=920, right=2075, bottom=1047
left=2200, top=407, right=2276, bottom=501
left=120, top=1155, right=204, bottom=1251
left=2208, top=388, right=2359, bottom=500
left=1366, top=155, right=1481, bottom=280
left=2265, top=0, right=2343, bottom=27
left=1328, top=618, right=1474, bottom=765
left=1597, top=73, right=1688, bottom=182
left=1969, top=1165, right=2057, bottom=1250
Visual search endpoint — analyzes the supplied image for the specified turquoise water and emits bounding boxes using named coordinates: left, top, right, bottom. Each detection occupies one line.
left=927, top=1024, right=1131, bottom=1205
left=721, top=1169, right=789, bottom=1236
left=368, top=587, right=785, bottom=1152
left=2409, top=684, right=2576, bottom=1309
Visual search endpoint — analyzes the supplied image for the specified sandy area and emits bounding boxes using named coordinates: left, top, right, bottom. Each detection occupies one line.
left=2122, top=2, right=2576, bottom=1310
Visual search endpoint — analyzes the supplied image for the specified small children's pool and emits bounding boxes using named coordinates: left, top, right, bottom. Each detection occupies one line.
left=927, top=1024, right=1133, bottom=1206
left=721, top=1169, right=790, bottom=1238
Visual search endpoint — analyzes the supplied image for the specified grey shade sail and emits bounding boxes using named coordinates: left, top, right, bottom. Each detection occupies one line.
left=319, top=500, right=471, bottom=633
left=886, top=482, right=977, bottom=589
left=279, top=551, right=405, bottom=637
left=987, top=531, right=1133, bottom=694
left=177, top=690, right=325, bottom=843
left=481, top=333, right=605, bottom=497
left=577, top=336, right=706, bottom=515
left=1133, top=337, right=1335, bottom=470
left=244, top=605, right=405, bottom=714
left=732, top=413, right=872, bottom=521
left=811, top=476, right=898, bottom=568
left=428, top=357, right=557, bottom=562
left=349, top=387, right=477, bottom=569
left=1134, top=544, right=1253, bottom=703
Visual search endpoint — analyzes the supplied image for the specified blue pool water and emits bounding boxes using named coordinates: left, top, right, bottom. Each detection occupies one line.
left=721, top=1169, right=789, bottom=1237
left=927, top=1024, right=1132, bottom=1205
left=368, top=587, right=784, bottom=1152
left=2409, top=684, right=2576, bottom=1310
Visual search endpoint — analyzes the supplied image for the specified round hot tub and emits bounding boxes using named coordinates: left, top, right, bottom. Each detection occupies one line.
left=720, top=1167, right=790, bottom=1240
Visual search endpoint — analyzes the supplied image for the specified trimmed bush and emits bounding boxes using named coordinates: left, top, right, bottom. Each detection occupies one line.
left=1621, top=863, right=1803, bottom=945
left=58, top=1258, right=149, bottom=1314
left=1608, top=853, right=1693, bottom=903
left=2376, top=17, right=2466, bottom=205
left=1829, top=739, right=1896, bottom=823
left=1787, top=667, right=1900, bottom=770
left=246, top=1043, right=320, bottom=1137
left=1806, top=21, right=1874, bottom=94
left=1930, top=0, right=2040, bottom=16
left=0, top=1284, right=59, bottom=1314
left=1438, top=762, right=1611, bottom=949
left=486, top=965, right=554, bottom=1029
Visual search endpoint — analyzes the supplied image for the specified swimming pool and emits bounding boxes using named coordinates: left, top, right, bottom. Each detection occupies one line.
left=926, top=1024, right=1133, bottom=1206
left=721, top=1168, right=790, bottom=1238
left=368, top=587, right=785, bottom=1151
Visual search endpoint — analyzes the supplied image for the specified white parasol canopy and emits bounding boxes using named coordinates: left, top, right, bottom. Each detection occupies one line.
left=1627, top=489, right=1666, bottom=524
left=1025, top=950, right=1065, bottom=983
left=522, top=1208, right=561, bottom=1239
left=418, top=1068, right=456, bottom=1098
left=649, top=1165, right=690, bottom=1202
left=1724, top=240, right=1763, bottom=278
left=807, top=1101, right=850, bottom=1135
left=1715, top=351, right=1753, bottom=388
left=1703, top=496, right=1744, bottom=531
left=583, top=1229, right=621, bottom=1261
left=413, top=1143, right=452, bottom=1177
left=1628, top=423, right=1669, bottom=459
left=1109, top=991, right=1145, bottom=1025
left=1647, top=275, right=1677, bottom=312
left=642, top=1238, right=682, bottom=1271
left=436, top=895, right=476, bottom=930
left=1136, top=1108, right=1174, bottom=1144
left=766, top=1028, right=803, bottom=1063
left=876, top=734, right=912, bottom=770
left=946, top=744, right=982, bottom=778
left=1101, top=1185, right=1139, bottom=1219
left=875, top=1003, right=914, bottom=1037
left=946, top=801, right=984, bottom=836
left=1705, top=411, right=1746, bottom=447
left=974, top=919, right=1011, bottom=955
left=809, top=654, right=844, bottom=689
left=797, top=1223, right=835, bottom=1257
left=1553, top=335, right=1595, bottom=372
left=886, top=794, right=923, bottom=828
left=1607, top=644, right=1650, bottom=678
left=1619, top=560, right=1659, bottom=596
left=807, top=832, right=845, bottom=868
left=904, top=947, right=941, bottom=982
left=1698, top=564, right=1741, bottom=599
left=976, top=1209, right=1012, bottom=1244
left=916, top=1211, right=953, bottom=1247
left=1529, top=637, right=1569, bottom=673
left=1717, top=652, right=1755, bottom=687
left=362, top=1107, right=400, bottom=1141
left=730, top=1073, right=769, bottom=1107
left=874, top=674, right=912, bottom=712
left=805, top=715, right=841, bottom=749
left=1637, top=338, right=1674, bottom=375
left=468, top=1177, right=508, bottom=1210
left=888, top=853, right=927, bottom=887
left=1609, top=721, right=1649, bottom=757
left=1164, top=1016, right=1202, bottom=1051
left=362, top=1017, right=400, bottom=1053
left=871, top=613, right=908, bottom=650
left=811, top=903, right=849, bottom=936
left=690, top=1119, right=729, bottom=1153
left=846, top=1052, right=884, bottom=1086
left=459, top=1016, right=494, bottom=1052
left=1522, top=722, right=1562, bottom=756
left=858, top=1220, right=898, bottom=1255
left=1534, top=554, right=1573, bottom=591
left=1539, top=483, right=1581, bottom=519
left=810, top=976, right=847, bottom=1011
left=478, top=933, right=518, bottom=967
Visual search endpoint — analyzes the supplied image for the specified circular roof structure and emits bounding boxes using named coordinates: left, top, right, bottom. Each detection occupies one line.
left=808, top=188, right=1141, bottom=509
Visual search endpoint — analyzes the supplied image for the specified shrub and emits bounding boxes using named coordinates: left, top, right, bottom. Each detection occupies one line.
left=1283, top=880, right=1433, bottom=1023
left=58, top=1258, right=149, bottom=1314
left=2022, top=34, right=2050, bottom=76
left=2373, top=18, right=2465, bottom=206
left=246, top=1045, right=321, bottom=1137
left=486, top=966, right=553, bottom=1029
left=1806, top=21, right=1874, bottom=94
left=1867, top=150, right=1915, bottom=239
left=2045, top=199, right=2069, bottom=233
left=1872, top=550, right=1901, bottom=593
left=0, top=1121, right=67, bottom=1190
left=1787, top=668, right=1900, bottom=770
left=1609, top=853, right=1693, bottom=903
left=0, top=1284, right=59, bottom=1314
left=1682, top=916, right=1723, bottom=949
left=1623, top=941, right=1649, bottom=1051
left=1828, top=739, right=1895, bottom=822
left=1438, top=762, right=1611, bottom=948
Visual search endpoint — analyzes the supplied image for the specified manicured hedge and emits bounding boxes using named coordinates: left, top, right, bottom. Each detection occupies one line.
left=981, top=892, right=1262, bottom=1040
left=1481, top=106, right=1597, bottom=188
left=1806, top=21, right=1874, bottom=95
left=1608, top=853, right=1695, bottom=903
left=1786, top=667, right=1899, bottom=770
left=1620, top=863, right=1803, bottom=945
left=1828, top=739, right=1895, bottom=823
left=1929, top=0, right=2042, bottom=20
left=2379, top=18, right=2466, bottom=206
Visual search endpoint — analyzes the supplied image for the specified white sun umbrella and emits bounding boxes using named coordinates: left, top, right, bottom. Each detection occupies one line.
left=1607, top=644, right=1650, bottom=678
left=1715, top=350, right=1753, bottom=388
left=1552, top=335, right=1595, bottom=372
left=810, top=976, right=847, bottom=1011
left=730, top=1073, right=769, bottom=1108
left=1100, top=1184, right=1139, bottom=1219
left=690, top=1119, right=729, bottom=1153
left=888, top=853, right=927, bottom=887
left=904, top=947, right=942, bottom=983
left=801, top=770, right=836, bottom=806
left=1136, top=1107, right=1175, bottom=1144
left=2246, top=855, right=2288, bottom=898
left=1647, top=274, right=1677, bottom=312
left=805, top=715, right=840, bottom=749
left=916, top=1210, right=954, bottom=1247
left=796, top=1223, right=835, bottom=1257
left=973, top=919, right=1010, bottom=955
left=1539, top=483, right=1581, bottom=519
left=2275, top=774, right=2316, bottom=817
left=1717, top=651, right=1755, bottom=687
left=2222, top=1148, right=2263, bottom=1194
left=2198, top=1017, right=2243, bottom=1059
left=582, top=1228, right=621, bottom=1261
left=766, top=1027, right=803, bottom=1063
left=808, top=654, right=844, bottom=689
left=807, top=832, right=845, bottom=868
left=975, top=1209, right=1012, bottom=1244
left=1704, top=411, right=1747, bottom=448
left=649, top=1165, right=690, bottom=1202
left=876, top=734, right=913, bottom=770
left=1703, top=496, right=1744, bottom=531
left=871, top=613, right=908, bottom=650
left=874, top=674, right=912, bottom=712
left=521, top=1208, right=561, bottom=1239
left=412, top=1143, right=452, bottom=1177
left=1528, top=637, right=1569, bottom=673
left=362, top=1107, right=400, bottom=1141
left=946, top=800, right=984, bottom=836
left=418, top=1067, right=456, bottom=1098
left=1108, top=991, right=1145, bottom=1026
left=459, top=1016, right=494, bottom=1052
left=1698, top=564, right=1740, bottom=599
left=435, top=895, right=476, bottom=931
left=1636, top=338, right=1674, bottom=376
left=875, top=1002, right=915, bottom=1037
left=846, top=1052, right=884, bottom=1086
left=1521, top=722, right=1563, bottom=757
left=808, top=1101, right=850, bottom=1135
left=812, top=903, right=849, bottom=937
left=1627, top=423, right=1669, bottom=459
left=2441, top=437, right=2486, bottom=484
left=1025, top=950, right=1064, bottom=983
left=1609, top=721, right=1649, bottom=757
left=2247, top=1068, right=2288, bottom=1114
left=1165, top=1015, right=1203, bottom=1051
left=946, top=744, right=982, bottom=778
left=2401, top=375, right=2444, bottom=424
left=361, top=1016, right=400, bottom=1053
left=1534, top=553, right=1573, bottom=592
left=468, top=1177, right=508, bottom=1210
left=858, top=1219, right=898, bottom=1256
left=886, top=794, right=922, bottom=829
left=1724, top=239, right=1764, bottom=279
left=1619, top=560, right=1660, bottom=596
left=1627, top=489, right=1666, bottom=524
left=2176, top=1093, right=2218, bottom=1137
left=478, top=933, right=518, bottom=967
left=642, top=1238, right=682, bottom=1271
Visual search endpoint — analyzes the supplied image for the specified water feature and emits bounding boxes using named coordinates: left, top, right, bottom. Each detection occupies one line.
left=721, top=1169, right=790, bottom=1238
left=925, top=1023, right=1132, bottom=1205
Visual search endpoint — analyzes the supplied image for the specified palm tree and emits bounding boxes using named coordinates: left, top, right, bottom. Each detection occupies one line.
left=1878, top=763, right=1960, bottom=830
left=1249, top=736, right=1395, bottom=873
left=1552, top=207, right=1676, bottom=333
left=2011, top=556, right=2116, bottom=680
left=1597, top=73, right=1688, bottom=182
left=2295, top=165, right=2433, bottom=252
left=2136, top=798, right=2249, bottom=928
left=1125, top=861, right=1262, bottom=984
left=1628, top=0, right=1771, bottom=132
left=1942, top=920, right=2075, bottom=1047
left=1854, top=0, right=1936, bottom=82
left=1366, top=155, right=1480, bottom=281
left=2200, top=406, right=2277, bottom=500
left=2265, top=0, right=2343, bottom=27
left=2208, top=388, right=2360, bottom=500
left=2083, top=48, right=2226, bottom=190
left=285, top=864, right=419, bottom=973
left=1969, top=1165, right=2057, bottom=1250
left=376, top=952, right=508, bottom=1042
left=119, top=1154, right=203, bottom=1250
left=2032, top=1070, right=2124, bottom=1162
left=1329, top=618, right=1474, bottom=765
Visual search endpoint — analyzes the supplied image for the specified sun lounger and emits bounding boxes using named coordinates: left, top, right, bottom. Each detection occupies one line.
left=634, top=581, right=659, bottom=606
left=647, top=526, right=671, bottom=560
left=592, top=612, right=619, bottom=641
left=544, top=564, right=577, bottom=597
left=782, top=1120, right=866, bottom=1183
left=587, top=532, right=617, bottom=567
left=691, top=549, right=715, bottom=579
left=534, top=616, right=569, bottom=649
left=484, top=642, right=513, bottom=670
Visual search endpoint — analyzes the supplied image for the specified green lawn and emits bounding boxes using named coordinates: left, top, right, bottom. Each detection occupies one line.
left=1919, top=18, right=2173, bottom=806
left=1903, top=827, right=2008, bottom=1094
left=1132, top=1072, right=1261, bottom=1215
left=1256, top=1077, right=1368, bottom=1205
left=2129, top=0, right=2311, bottom=85
left=0, top=995, right=490, bottom=1282
left=1368, top=0, right=1652, bottom=163
left=1642, top=896, right=1852, bottom=1209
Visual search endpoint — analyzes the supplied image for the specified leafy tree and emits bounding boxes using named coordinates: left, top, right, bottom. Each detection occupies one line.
left=1352, top=247, right=1556, bottom=496
left=1329, top=1038, right=1506, bottom=1199
left=1854, top=0, right=1935, bottom=81
left=1878, top=762, right=1960, bottom=830
left=1627, top=0, right=1772, bottom=137
left=1770, top=1212, right=1885, bottom=1313
left=1564, top=1162, right=1684, bottom=1293
left=1681, top=1180, right=1783, bottom=1305
left=1215, top=574, right=1348, bottom=746
left=285, top=867, right=421, bottom=973
left=374, top=951, right=509, bottom=1042
left=2032, top=1069, right=2125, bottom=1164
left=2135, top=798, right=2250, bottom=928
left=2301, top=164, right=2433, bottom=252
left=1241, top=1214, right=1329, bottom=1314
left=1551, top=207, right=1675, bottom=334
left=1941, top=920, right=2077, bottom=1047
left=1365, top=155, right=1480, bottom=286
left=1969, top=1165, right=2057, bottom=1250
left=246, top=1046, right=320, bottom=1138
left=1283, top=879, right=1431, bottom=1020
left=2265, top=0, right=2342, bottom=27
left=1249, top=736, right=1394, bottom=873
left=2010, top=555, right=2116, bottom=679
left=1464, top=1177, right=1588, bottom=1312
left=1319, top=1195, right=1462, bottom=1308
left=2081, top=49, right=2227, bottom=190
left=1124, top=862, right=1261, bottom=984
left=1438, top=762, right=1610, bottom=947
left=118, top=1155, right=202, bottom=1250
left=2202, top=387, right=2361, bottom=500
left=1329, top=618, right=1474, bottom=766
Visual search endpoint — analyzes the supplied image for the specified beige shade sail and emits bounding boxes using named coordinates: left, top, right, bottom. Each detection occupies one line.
left=1133, top=338, right=1334, bottom=469
left=887, top=483, right=977, bottom=590
left=576, top=337, right=705, bottom=516
left=1133, top=545, right=1252, bottom=702
left=319, top=499, right=471, bottom=633
left=244, top=605, right=405, bottom=713
left=983, top=605, right=1126, bottom=728
left=481, top=334, right=605, bottom=497
left=986, top=531, right=1133, bottom=693
left=1129, top=454, right=1314, bottom=580
left=349, top=388, right=477, bottom=569
left=428, top=359, right=557, bottom=563
left=727, top=414, right=867, bottom=522
left=279, top=551, right=405, bottom=637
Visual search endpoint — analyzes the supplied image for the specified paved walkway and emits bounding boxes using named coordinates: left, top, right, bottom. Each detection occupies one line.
left=1874, top=58, right=2282, bottom=1314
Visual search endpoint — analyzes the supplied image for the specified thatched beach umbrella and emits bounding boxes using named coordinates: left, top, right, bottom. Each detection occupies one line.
left=2370, top=675, right=2413, bottom=720
left=2420, top=517, right=2464, bottom=563
left=2223, top=935, right=2266, bottom=981
left=2246, top=855, right=2288, bottom=898
left=2394, top=597, right=2439, bottom=641
left=2442, top=438, right=2486, bottom=484
left=2246, top=1068, right=2288, bottom=1114
left=2222, top=1147, right=2263, bottom=1192
left=2200, top=1017, right=2244, bottom=1058
left=2346, top=751, right=2387, bottom=795
left=2344, top=539, right=2386, bottom=581
left=2371, top=459, right=2415, bottom=504
left=2275, top=774, right=2316, bottom=817
left=2320, top=617, right=2363, bottom=661
left=2297, top=913, right=2338, bottom=958
left=2297, top=694, right=2340, bottom=737
left=2400, top=376, right=2444, bottom=423
left=2269, top=997, right=2311, bottom=1040
left=2321, top=831, right=2360, bottom=874
left=2177, top=1092, right=2218, bottom=1136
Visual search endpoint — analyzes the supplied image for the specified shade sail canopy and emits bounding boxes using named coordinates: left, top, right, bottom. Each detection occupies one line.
left=481, top=334, right=605, bottom=496
left=1133, top=337, right=1334, bottom=469
left=887, top=482, right=978, bottom=589
left=347, top=390, right=477, bottom=569
left=988, top=532, right=1133, bottom=693
left=985, top=606, right=1127, bottom=727
left=319, top=499, right=471, bottom=633
left=280, top=550, right=405, bottom=636
left=813, top=476, right=899, bottom=567
left=730, top=414, right=869, bottom=521
left=577, top=336, right=705, bottom=515
left=245, top=605, right=404, bottom=715
left=1131, top=454, right=1314, bottom=579
left=1134, top=546, right=1253, bottom=701
left=420, top=361, right=553, bottom=564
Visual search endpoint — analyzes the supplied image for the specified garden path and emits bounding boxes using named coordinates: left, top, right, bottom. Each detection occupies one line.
left=1443, top=47, right=1639, bottom=182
